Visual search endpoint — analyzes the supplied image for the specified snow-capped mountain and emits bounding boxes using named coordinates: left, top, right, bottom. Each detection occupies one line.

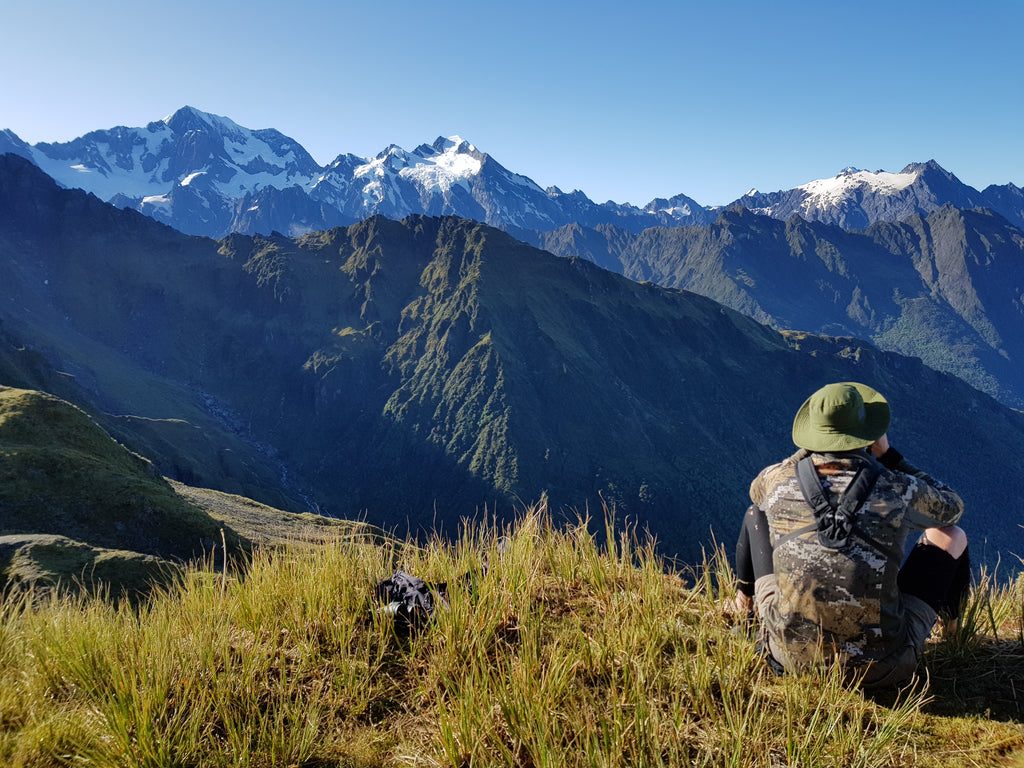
left=3, top=107, right=1022, bottom=237
left=0, top=107, right=711, bottom=238
left=738, top=161, right=1024, bottom=230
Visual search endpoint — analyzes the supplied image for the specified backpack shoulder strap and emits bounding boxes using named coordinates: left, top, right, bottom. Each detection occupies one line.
left=838, top=460, right=881, bottom=517
left=795, top=457, right=833, bottom=518
left=795, top=456, right=881, bottom=550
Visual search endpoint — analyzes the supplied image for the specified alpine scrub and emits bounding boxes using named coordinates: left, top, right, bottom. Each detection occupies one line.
left=1, top=507, right=1022, bottom=767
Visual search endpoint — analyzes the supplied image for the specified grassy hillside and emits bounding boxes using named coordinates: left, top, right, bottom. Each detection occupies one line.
left=0, top=387, right=224, bottom=551
left=1, top=508, right=1022, bottom=767
left=0, top=387, right=380, bottom=598
left=0, top=386, right=244, bottom=597
left=168, top=480, right=388, bottom=548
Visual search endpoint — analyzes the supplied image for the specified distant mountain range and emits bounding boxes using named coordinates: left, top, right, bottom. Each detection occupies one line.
left=6, top=108, right=1023, bottom=410
left=530, top=204, right=1024, bottom=409
left=2, top=153, right=1022, bottom=567
left=0, top=107, right=710, bottom=238
left=738, top=162, right=1024, bottom=230
left=3, top=106, right=1023, bottom=239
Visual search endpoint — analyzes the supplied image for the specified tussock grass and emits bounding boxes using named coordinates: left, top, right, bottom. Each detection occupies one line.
left=1, top=506, right=1022, bottom=767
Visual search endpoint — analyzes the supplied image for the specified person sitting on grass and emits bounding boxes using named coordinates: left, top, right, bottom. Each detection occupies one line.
left=732, top=381, right=970, bottom=688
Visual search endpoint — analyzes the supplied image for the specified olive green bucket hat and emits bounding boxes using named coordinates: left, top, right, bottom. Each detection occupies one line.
left=791, top=382, right=890, bottom=452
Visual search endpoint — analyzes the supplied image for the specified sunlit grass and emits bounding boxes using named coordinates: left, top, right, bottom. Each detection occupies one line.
left=1, top=505, right=1022, bottom=767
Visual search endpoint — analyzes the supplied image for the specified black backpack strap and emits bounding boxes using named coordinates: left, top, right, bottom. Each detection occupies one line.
left=796, top=458, right=835, bottom=522
left=772, top=521, right=819, bottom=550
left=838, top=461, right=882, bottom=519
left=795, top=456, right=881, bottom=550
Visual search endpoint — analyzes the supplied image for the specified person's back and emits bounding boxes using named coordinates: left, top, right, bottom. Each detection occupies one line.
left=734, top=382, right=969, bottom=687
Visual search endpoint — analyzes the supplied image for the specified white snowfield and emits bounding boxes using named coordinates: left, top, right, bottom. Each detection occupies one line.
left=796, top=168, right=918, bottom=207
left=27, top=109, right=492, bottom=216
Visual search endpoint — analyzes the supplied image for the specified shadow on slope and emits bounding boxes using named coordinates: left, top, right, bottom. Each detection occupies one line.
left=0, top=387, right=243, bottom=597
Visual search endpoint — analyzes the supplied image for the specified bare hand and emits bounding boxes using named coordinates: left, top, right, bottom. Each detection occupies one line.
left=870, top=433, right=890, bottom=457
left=723, top=591, right=753, bottom=616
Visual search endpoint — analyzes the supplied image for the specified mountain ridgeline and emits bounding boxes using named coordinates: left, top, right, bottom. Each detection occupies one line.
left=2, top=153, right=1023, bottom=566
left=4, top=108, right=1023, bottom=241
left=737, top=161, right=1024, bottom=230
left=5, top=109, right=1024, bottom=412
left=531, top=205, right=1024, bottom=409
left=0, top=108, right=714, bottom=239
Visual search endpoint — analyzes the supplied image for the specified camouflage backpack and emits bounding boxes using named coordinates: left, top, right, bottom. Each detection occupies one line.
left=762, top=454, right=899, bottom=671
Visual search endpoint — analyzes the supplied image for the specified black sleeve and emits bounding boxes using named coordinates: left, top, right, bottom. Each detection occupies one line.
left=736, top=504, right=773, bottom=597
left=877, top=446, right=904, bottom=470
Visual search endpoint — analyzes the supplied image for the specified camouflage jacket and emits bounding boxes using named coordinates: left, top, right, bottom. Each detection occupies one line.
left=750, top=448, right=963, bottom=670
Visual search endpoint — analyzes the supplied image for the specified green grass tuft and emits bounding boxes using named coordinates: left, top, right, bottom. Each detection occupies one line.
left=1, top=506, right=1021, bottom=767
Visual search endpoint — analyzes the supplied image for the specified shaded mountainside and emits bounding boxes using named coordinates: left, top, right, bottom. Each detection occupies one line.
left=2, top=154, right=1023, bottom=566
left=0, top=386, right=241, bottom=596
left=532, top=204, right=1024, bottom=409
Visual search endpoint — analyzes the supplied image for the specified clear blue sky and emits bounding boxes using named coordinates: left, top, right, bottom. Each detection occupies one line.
left=2, top=0, right=1021, bottom=207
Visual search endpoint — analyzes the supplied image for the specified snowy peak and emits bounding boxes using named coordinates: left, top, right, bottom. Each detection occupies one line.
left=899, top=159, right=949, bottom=176
left=410, top=136, right=484, bottom=180
left=4, top=108, right=1022, bottom=237
left=160, top=105, right=241, bottom=137
left=795, top=166, right=919, bottom=205
left=21, top=106, right=323, bottom=208
left=159, top=107, right=321, bottom=181
left=353, top=136, right=482, bottom=184
left=431, top=135, right=478, bottom=156
left=644, top=192, right=704, bottom=219
left=739, top=160, right=1001, bottom=229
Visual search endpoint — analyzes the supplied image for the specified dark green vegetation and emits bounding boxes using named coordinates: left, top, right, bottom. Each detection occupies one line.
left=2, top=153, right=1024, bottom=570
left=532, top=204, right=1024, bottom=409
